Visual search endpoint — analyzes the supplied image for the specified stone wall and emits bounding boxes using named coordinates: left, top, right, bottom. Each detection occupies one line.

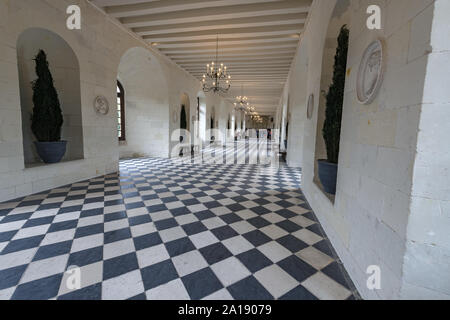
left=117, top=47, right=169, bottom=159
left=0, top=0, right=234, bottom=202
left=283, top=0, right=446, bottom=299
left=402, top=0, right=450, bottom=299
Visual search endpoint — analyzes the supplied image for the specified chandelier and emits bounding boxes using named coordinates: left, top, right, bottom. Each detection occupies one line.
left=202, top=35, right=231, bottom=94
left=246, top=106, right=255, bottom=114
left=250, top=112, right=263, bottom=123
left=234, top=84, right=251, bottom=112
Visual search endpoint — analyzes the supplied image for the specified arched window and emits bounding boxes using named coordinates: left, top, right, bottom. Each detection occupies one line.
left=117, top=81, right=125, bottom=141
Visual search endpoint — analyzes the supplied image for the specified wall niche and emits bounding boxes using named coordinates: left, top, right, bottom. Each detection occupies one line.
left=17, top=28, right=84, bottom=167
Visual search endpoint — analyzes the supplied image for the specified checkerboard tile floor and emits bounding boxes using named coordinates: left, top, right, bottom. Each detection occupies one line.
left=0, top=157, right=359, bottom=300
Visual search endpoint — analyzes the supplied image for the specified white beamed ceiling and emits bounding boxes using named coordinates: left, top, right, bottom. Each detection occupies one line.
left=90, top=0, right=312, bottom=115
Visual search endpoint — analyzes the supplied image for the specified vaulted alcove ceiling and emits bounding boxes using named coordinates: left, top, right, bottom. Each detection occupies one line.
left=90, top=0, right=312, bottom=115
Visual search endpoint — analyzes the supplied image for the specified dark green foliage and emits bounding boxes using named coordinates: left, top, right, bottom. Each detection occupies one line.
left=31, top=50, right=63, bottom=142
left=180, top=105, right=187, bottom=130
left=322, top=25, right=349, bottom=164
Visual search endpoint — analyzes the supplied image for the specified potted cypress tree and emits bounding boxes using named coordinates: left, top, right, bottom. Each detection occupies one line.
left=180, top=105, right=187, bottom=131
left=31, top=50, right=66, bottom=164
left=179, top=105, right=187, bottom=156
left=317, top=26, right=349, bottom=195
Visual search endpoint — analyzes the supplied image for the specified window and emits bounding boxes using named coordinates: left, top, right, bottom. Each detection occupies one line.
left=117, top=81, right=125, bottom=141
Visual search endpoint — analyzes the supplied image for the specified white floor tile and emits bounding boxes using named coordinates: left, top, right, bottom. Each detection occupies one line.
left=296, top=247, right=334, bottom=270
left=202, top=217, right=226, bottom=230
left=172, top=250, right=208, bottom=277
left=58, top=262, right=103, bottom=296
left=254, top=265, right=298, bottom=299
left=222, top=236, right=254, bottom=255
left=292, top=229, right=323, bottom=245
left=0, top=248, right=37, bottom=271
left=102, top=270, right=144, bottom=300
left=203, top=288, right=233, bottom=300
left=159, top=226, right=187, bottom=243
left=260, top=225, right=289, bottom=240
left=301, top=272, right=351, bottom=300
left=258, top=241, right=291, bottom=263
left=190, top=231, right=220, bottom=249
left=146, top=279, right=190, bottom=300
left=130, top=222, right=156, bottom=238
left=21, top=254, right=69, bottom=284
left=104, top=238, right=135, bottom=260
left=12, top=224, right=50, bottom=240
left=230, top=221, right=256, bottom=235
left=40, top=229, right=76, bottom=246
left=137, top=244, right=170, bottom=268
left=211, top=257, right=251, bottom=287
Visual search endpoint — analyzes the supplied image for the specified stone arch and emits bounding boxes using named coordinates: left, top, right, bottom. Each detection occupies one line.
left=286, top=35, right=310, bottom=168
left=180, top=93, right=190, bottom=129
left=197, top=91, right=207, bottom=142
left=117, top=46, right=170, bottom=158
left=313, top=0, right=351, bottom=195
left=180, top=92, right=190, bottom=143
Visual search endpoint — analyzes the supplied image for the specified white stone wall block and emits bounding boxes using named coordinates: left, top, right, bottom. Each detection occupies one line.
left=408, top=196, right=450, bottom=249
left=422, top=53, right=450, bottom=104
left=430, top=0, right=450, bottom=52
left=381, top=187, right=410, bottom=237
left=403, top=242, right=450, bottom=296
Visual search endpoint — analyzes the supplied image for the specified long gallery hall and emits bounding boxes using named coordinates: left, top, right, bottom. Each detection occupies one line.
left=0, top=0, right=449, bottom=301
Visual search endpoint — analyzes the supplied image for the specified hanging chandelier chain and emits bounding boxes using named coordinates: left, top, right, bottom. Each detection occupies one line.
left=202, top=34, right=231, bottom=94
left=215, top=34, right=219, bottom=66
left=234, top=82, right=252, bottom=114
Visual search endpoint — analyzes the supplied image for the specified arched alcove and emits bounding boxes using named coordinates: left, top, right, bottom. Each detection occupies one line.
left=17, top=28, right=84, bottom=167
left=179, top=93, right=190, bottom=147
left=117, top=47, right=169, bottom=158
left=285, top=95, right=290, bottom=151
left=197, top=91, right=207, bottom=142
left=313, top=0, right=351, bottom=196
left=286, top=38, right=309, bottom=168
left=210, top=105, right=216, bottom=142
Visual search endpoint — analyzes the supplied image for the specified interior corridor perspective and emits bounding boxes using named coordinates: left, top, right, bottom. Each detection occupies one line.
left=0, top=0, right=449, bottom=301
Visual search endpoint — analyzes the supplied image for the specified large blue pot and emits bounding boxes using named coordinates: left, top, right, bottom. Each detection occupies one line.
left=317, top=160, right=338, bottom=195
left=34, top=141, right=67, bottom=164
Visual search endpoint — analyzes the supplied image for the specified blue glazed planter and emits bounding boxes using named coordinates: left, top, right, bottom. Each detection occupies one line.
left=34, top=141, right=67, bottom=164
left=317, top=160, right=338, bottom=195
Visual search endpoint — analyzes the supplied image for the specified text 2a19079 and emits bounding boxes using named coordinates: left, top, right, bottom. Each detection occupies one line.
left=222, top=304, right=272, bottom=315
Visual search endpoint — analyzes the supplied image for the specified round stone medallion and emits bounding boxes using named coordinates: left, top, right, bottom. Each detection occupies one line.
left=94, top=96, right=109, bottom=115
left=356, top=40, right=384, bottom=105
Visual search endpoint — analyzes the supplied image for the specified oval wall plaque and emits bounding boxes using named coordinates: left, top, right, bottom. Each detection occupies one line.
left=357, top=40, right=384, bottom=105
left=94, top=96, right=109, bottom=115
